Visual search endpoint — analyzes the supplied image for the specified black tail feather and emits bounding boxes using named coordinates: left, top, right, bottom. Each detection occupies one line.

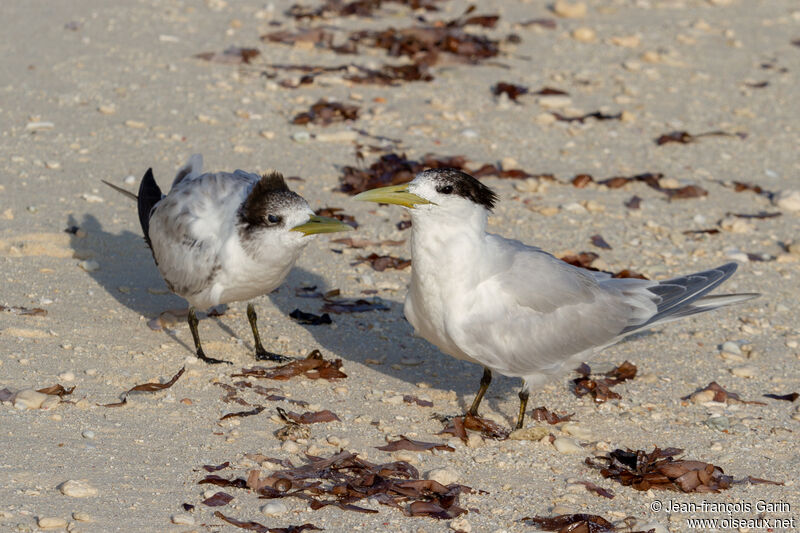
left=137, top=168, right=162, bottom=248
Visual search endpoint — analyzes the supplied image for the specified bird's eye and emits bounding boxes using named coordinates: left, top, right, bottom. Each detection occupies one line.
left=267, top=214, right=281, bottom=224
left=439, top=185, right=454, bottom=194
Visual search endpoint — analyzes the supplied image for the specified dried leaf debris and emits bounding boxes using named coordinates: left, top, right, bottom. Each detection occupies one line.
left=376, top=436, right=454, bottom=453
left=439, top=413, right=509, bottom=443
left=215, top=512, right=321, bottom=533
left=100, top=367, right=185, bottom=407
left=682, top=381, right=766, bottom=405
left=572, top=361, right=637, bottom=403
left=585, top=447, right=780, bottom=493
left=292, top=99, right=360, bottom=126
left=234, top=351, right=347, bottom=381
left=655, top=130, right=746, bottom=146
left=1, top=305, right=47, bottom=316
left=199, top=450, right=477, bottom=519
left=522, top=514, right=651, bottom=533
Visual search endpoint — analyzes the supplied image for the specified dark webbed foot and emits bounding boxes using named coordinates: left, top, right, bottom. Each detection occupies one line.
left=255, top=349, right=293, bottom=363
left=188, top=307, right=232, bottom=365
left=247, top=303, right=293, bottom=362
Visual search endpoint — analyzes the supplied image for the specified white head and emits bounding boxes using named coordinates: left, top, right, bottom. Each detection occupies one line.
left=354, top=168, right=498, bottom=227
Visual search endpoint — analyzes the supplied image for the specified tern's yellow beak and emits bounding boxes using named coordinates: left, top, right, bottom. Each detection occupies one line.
left=291, top=215, right=352, bottom=236
left=352, top=183, right=433, bottom=208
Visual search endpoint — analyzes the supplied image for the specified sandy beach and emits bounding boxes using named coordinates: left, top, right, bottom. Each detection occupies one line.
left=1, top=0, right=799, bottom=531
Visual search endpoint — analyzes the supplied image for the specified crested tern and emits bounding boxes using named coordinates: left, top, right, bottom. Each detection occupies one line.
left=355, top=168, right=757, bottom=428
left=104, top=154, right=351, bottom=364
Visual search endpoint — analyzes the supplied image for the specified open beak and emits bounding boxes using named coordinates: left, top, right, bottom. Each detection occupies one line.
left=291, top=215, right=352, bottom=236
left=352, top=183, right=433, bottom=208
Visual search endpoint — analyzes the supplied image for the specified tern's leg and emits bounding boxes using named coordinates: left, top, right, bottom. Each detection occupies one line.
left=515, top=389, right=530, bottom=430
left=247, top=303, right=292, bottom=363
left=467, top=367, right=492, bottom=416
left=188, top=307, right=231, bottom=365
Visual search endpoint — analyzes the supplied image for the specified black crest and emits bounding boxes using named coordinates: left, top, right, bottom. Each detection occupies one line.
left=239, top=171, right=292, bottom=228
left=420, top=168, right=498, bottom=211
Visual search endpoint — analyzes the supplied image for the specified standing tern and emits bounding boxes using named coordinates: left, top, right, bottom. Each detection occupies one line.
left=355, top=168, right=757, bottom=429
left=104, top=154, right=351, bottom=364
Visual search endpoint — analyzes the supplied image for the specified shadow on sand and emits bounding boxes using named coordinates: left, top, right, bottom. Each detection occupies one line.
left=67, top=211, right=521, bottom=419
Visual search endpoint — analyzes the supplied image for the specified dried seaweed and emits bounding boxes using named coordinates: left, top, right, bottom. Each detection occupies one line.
left=519, top=18, right=557, bottom=29
left=321, top=297, right=390, bottom=313
left=586, top=447, right=739, bottom=493
left=339, top=152, right=466, bottom=194
left=292, top=99, right=359, bottom=126
left=529, top=406, right=573, bottom=425
left=289, top=309, right=333, bottom=325
left=655, top=130, right=746, bottom=146
left=215, top=512, right=321, bottom=533
left=552, top=111, right=622, bottom=123
left=403, top=394, right=433, bottom=407
left=624, top=195, right=642, bottom=209
left=590, top=234, right=612, bottom=250
left=315, top=207, right=358, bottom=229
left=220, top=406, right=266, bottom=421
left=559, top=252, right=599, bottom=269
left=202, top=450, right=475, bottom=519
left=571, top=172, right=708, bottom=200
left=234, top=351, right=347, bottom=381
left=286, top=0, right=440, bottom=20
left=521, top=514, right=650, bottom=532
left=492, top=82, right=528, bottom=101
left=728, top=211, right=781, bottom=219
left=129, top=367, right=185, bottom=392
left=330, top=237, right=404, bottom=249
left=36, top=384, right=75, bottom=397
left=576, top=480, right=615, bottom=499
left=1, top=305, right=47, bottom=317
left=101, top=367, right=185, bottom=407
left=195, top=47, right=261, bottom=64
left=353, top=253, right=411, bottom=271
left=278, top=407, right=341, bottom=424
left=346, top=62, right=434, bottom=85
left=439, top=413, right=509, bottom=443
left=377, top=436, right=454, bottom=453
left=572, top=361, right=636, bottom=403
left=203, top=462, right=231, bottom=473
left=763, top=392, right=799, bottom=402
left=682, top=382, right=766, bottom=405
left=202, top=491, right=234, bottom=507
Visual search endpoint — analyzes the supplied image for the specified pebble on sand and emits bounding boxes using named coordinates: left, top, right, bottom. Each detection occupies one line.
left=553, top=437, right=583, bottom=454
left=730, top=365, right=758, bottom=378
left=59, top=480, right=98, bottom=498
left=774, top=190, right=800, bottom=212
left=261, top=501, right=288, bottom=516
left=171, top=513, right=195, bottom=525
left=72, top=512, right=93, bottom=522
left=426, top=467, right=459, bottom=486
left=37, top=517, right=68, bottom=529
left=508, top=426, right=549, bottom=441
left=552, top=0, right=587, bottom=18
left=78, top=260, right=100, bottom=272
left=450, top=517, right=471, bottom=532
left=13, top=389, right=48, bottom=410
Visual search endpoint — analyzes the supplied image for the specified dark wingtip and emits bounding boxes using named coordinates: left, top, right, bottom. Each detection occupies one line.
left=137, top=168, right=162, bottom=248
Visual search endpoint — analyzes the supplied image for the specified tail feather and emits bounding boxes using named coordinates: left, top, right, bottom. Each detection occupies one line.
left=101, top=180, right=138, bottom=201
left=621, top=263, right=757, bottom=334
left=137, top=168, right=162, bottom=248
left=171, top=153, right=203, bottom=189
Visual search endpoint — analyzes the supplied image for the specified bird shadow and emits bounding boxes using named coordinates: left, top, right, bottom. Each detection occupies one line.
left=265, top=265, right=521, bottom=415
left=66, top=212, right=518, bottom=415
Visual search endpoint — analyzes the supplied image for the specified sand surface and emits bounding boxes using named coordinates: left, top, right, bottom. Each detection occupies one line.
left=1, top=0, right=799, bottom=531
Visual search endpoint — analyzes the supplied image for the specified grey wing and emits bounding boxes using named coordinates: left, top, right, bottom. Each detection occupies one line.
left=452, top=236, right=650, bottom=375
left=148, top=172, right=252, bottom=300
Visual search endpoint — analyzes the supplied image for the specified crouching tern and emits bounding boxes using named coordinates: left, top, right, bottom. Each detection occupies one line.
left=104, top=154, right=351, bottom=365
left=355, top=168, right=757, bottom=429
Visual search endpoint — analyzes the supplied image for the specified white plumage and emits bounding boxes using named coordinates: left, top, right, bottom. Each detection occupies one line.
left=356, top=168, right=757, bottom=428
left=105, top=154, right=351, bottom=364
